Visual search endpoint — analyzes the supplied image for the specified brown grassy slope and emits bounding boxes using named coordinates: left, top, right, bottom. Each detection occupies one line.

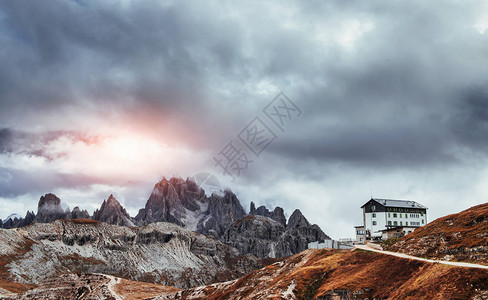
left=114, top=278, right=181, bottom=299
left=168, top=249, right=488, bottom=300
left=383, top=202, right=488, bottom=264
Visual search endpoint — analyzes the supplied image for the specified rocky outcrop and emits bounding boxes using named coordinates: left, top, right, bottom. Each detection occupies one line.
left=135, top=178, right=246, bottom=235
left=223, top=215, right=286, bottom=258
left=135, top=177, right=207, bottom=228
left=0, top=220, right=258, bottom=289
left=224, top=208, right=330, bottom=258
left=197, top=191, right=246, bottom=237
left=250, top=202, right=286, bottom=227
left=93, top=194, right=134, bottom=226
left=1, top=211, right=35, bottom=229
left=66, top=206, right=90, bottom=220
left=33, top=193, right=68, bottom=223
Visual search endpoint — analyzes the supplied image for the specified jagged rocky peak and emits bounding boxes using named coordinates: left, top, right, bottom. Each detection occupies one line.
left=227, top=205, right=330, bottom=258
left=249, top=201, right=286, bottom=227
left=1, top=211, right=35, bottom=229
left=287, top=209, right=310, bottom=229
left=34, top=193, right=68, bottom=223
left=135, top=176, right=207, bottom=227
left=198, top=190, right=247, bottom=237
left=38, top=193, right=63, bottom=209
left=66, top=206, right=90, bottom=220
left=93, top=194, right=134, bottom=227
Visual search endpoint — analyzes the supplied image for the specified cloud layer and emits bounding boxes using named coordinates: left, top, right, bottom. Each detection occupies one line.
left=1, top=0, right=488, bottom=237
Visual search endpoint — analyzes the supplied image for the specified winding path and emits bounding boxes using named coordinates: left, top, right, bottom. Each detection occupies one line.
left=354, top=244, right=488, bottom=269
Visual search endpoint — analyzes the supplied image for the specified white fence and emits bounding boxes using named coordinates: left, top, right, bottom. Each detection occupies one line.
left=307, top=240, right=354, bottom=250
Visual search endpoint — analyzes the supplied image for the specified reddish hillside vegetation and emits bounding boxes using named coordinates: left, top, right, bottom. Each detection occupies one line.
left=384, top=202, right=488, bottom=264
left=157, top=249, right=488, bottom=299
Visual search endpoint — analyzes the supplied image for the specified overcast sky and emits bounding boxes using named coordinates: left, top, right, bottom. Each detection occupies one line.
left=1, top=0, right=488, bottom=238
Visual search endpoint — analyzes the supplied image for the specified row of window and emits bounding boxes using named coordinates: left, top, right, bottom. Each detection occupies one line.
left=385, top=220, right=424, bottom=226
left=372, top=212, right=424, bottom=218
left=386, top=207, right=423, bottom=213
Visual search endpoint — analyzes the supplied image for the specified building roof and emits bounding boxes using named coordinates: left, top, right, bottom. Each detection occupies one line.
left=379, top=226, right=419, bottom=232
left=362, top=198, right=427, bottom=209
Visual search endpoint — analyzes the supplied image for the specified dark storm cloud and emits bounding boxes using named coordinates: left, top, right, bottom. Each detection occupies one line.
left=0, top=128, right=14, bottom=153
left=0, top=128, right=100, bottom=160
left=0, top=0, right=488, bottom=204
left=450, top=87, right=488, bottom=149
left=0, top=167, right=128, bottom=198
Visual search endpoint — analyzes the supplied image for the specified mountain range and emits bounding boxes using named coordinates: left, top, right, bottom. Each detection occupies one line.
left=0, top=176, right=330, bottom=259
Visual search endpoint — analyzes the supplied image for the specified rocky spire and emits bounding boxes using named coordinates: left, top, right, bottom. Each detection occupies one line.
left=135, top=177, right=206, bottom=226
left=249, top=202, right=287, bottom=227
left=34, top=193, right=68, bottom=223
left=66, top=206, right=90, bottom=220
left=286, top=209, right=310, bottom=229
left=250, top=201, right=256, bottom=214
left=93, top=194, right=134, bottom=227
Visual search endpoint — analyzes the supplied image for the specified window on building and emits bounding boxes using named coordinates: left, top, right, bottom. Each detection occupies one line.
left=399, top=214, right=402, bottom=218
left=388, top=221, right=392, bottom=225
left=405, top=222, right=408, bottom=226
left=400, top=221, right=403, bottom=226
left=388, top=213, right=391, bottom=217
left=372, top=221, right=377, bottom=225
left=394, top=208, right=397, bottom=211
left=394, top=221, right=398, bottom=226
left=393, top=213, right=397, bottom=218
left=405, top=214, right=408, bottom=218
left=371, top=205, right=376, bottom=211
left=422, top=219, right=424, bottom=224
left=372, top=213, right=376, bottom=218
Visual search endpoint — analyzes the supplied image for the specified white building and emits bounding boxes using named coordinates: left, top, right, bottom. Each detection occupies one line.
left=357, top=198, right=428, bottom=240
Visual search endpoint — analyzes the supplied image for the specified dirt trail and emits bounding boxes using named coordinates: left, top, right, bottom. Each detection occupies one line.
left=355, top=244, right=488, bottom=269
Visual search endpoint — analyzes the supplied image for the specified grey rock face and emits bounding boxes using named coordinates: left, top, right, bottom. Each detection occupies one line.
left=135, top=177, right=246, bottom=235
left=34, top=193, right=68, bottom=223
left=1, top=211, right=35, bottom=229
left=66, top=206, right=90, bottom=220
left=0, top=220, right=259, bottom=289
left=135, top=177, right=206, bottom=227
left=224, top=207, right=330, bottom=258
left=223, top=215, right=286, bottom=258
left=287, top=209, right=310, bottom=229
left=197, top=190, right=246, bottom=237
left=250, top=202, right=286, bottom=227
left=93, top=195, right=134, bottom=226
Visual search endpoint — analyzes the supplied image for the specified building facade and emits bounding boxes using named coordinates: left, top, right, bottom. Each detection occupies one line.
left=359, top=198, right=428, bottom=239
left=354, top=225, right=366, bottom=243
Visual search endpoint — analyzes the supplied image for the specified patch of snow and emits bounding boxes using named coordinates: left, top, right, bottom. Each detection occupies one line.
left=181, top=201, right=208, bottom=232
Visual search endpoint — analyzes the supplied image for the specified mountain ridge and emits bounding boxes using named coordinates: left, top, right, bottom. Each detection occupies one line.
left=0, top=176, right=330, bottom=259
